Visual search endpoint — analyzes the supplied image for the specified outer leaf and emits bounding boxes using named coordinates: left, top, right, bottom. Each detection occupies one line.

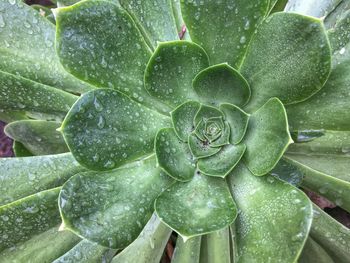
left=197, top=144, right=246, bottom=178
left=0, top=227, right=80, bottom=263
left=200, top=228, right=231, bottom=263
left=311, top=205, right=350, bottom=263
left=111, top=214, right=172, bottom=263
left=0, top=153, right=84, bottom=206
left=299, top=237, right=334, bottom=263
left=284, top=156, right=350, bottom=213
left=243, top=98, right=292, bottom=176
left=192, top=63, right=250, bottom=107
left=59, top=157, right=172, bottom=249
left=286, top=131, right=350, bottom=182
left=180, top=0, right=269, bottom=67
left=0, top=111, right=28, bottom=124
left=269, top=157, right=304, bottom=186
left=119, top=0, right=179, bottom=48
left=5, top=120, right=68, bottom=155
left=285, top=0, right=342, bottom=18
left=0, top=188, right=62, bottom=251
left=55, top=0, right=168, bottom=112
left=287, top=27, right=350, bottom=130
left=241, top=12, right=331, bottom=112
left=53, top=239, right=116, bottom=263
left=155, top=128, right=196, bottom=182
left=144, top=41, right=209, bottom=108
left=220, top=103, right=249, bottom=145
left=13, top=141, right=33, bottom=157
left=0, top=71, right=77, bottom=117
left=227, top=164, right=313, bottom=263
left=171, top=101, right=201, bottom=142
left=155, top=173, right=237, bottom=239
left=61, top=89, right=170, bottom=171
left=172, top=236, right=201, bottom=263
left=0, top=0, right=91, bottom=93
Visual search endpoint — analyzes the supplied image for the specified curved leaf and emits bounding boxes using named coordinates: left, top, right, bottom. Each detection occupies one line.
left=194, top=104, right=224, bottom=125
left=241, top=12, right=331, bottom=112
left=171, top=101, right=201, bottom=142
left=227, top=164, right=313, bottom=263
left=119, top=0, right=179, bottom=48
left=155, top=128, right=196, bottom=182
left=111, top=214, right=172, bottom=263
left=61, top=89, right=170, bottom=171
left=285, top=0, right=342, bottom=18
left=144, top=41, right=209, bottom=108
left=59, top=157, right=172, bottom=249
left=193, top=63, right=250, bottom=107
left=299, top=237, right=334, bottom=263
left=188, top=133, right=221, bottom=159
left=55, top=0, right=168, bottom=112
left=286, top=131, right=350, bottom=182
left=0, top=153, right=84, bottom=206
left=0, top=0, right=92, bottom=93
left=284, top=156, right=350, bottom=213
left=311, top=205, right=350, bottom=263
left=0, top=188, right=62, bottom=251
left=155, top=173, right=237, bottom=239
left=5, top=120, right=68, bottom=155
left=180, top=0, right=269, bottom=67
left=220, top=103, right=249, bottom=145
left=0, top=71, right=77, bottom=117
left=53, top=239, right=116, bottom=263
left=197, top=144, right=246, bottom=178
left=172, top=236, right=201, bottom=263
left=200, top=228, right=231, bottom=263
left=243, top=98, right=292, bottom=176
left=0, top=227, right=80, bottom=263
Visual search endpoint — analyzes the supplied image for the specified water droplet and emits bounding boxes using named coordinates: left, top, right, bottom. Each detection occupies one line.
left=97, top=115, right=105, bottom=129
left=94, top=97, right=103, bottom=112
left=0, top=14, right=5, bottom=28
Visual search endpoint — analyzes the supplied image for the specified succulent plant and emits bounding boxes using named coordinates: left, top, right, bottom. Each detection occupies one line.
left=1, top=0, right=350, bottom=262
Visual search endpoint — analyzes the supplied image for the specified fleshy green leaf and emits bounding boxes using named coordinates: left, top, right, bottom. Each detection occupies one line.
left=284, top=156, right=350, bottom=213
left=299, top=237, right=334, bottom=263
left=241, top=12, right=331, bottom=112
left=0, top=188, right=62, bottom=251
left=55, top=0, right=168, bottom=112
left=269, top=157, right=304, bottom=186
left=0, top=227, right=80, bottom=262
left=287, top=28, right=350, bottom=130
left=144, top=41, right=209, bottom=108
left=285, top=0, right=342, bottom=18
left=61, top=89, right=170, bottom=171
left=13, top=141, right=34, bottom=157
left=286, top=131, right=350, bottom=182
left=0, top=111, right=28, bottom=124
left=53, top=239, right=116, bottom=263
left=311, top=205, right=350, bottom=263
left=171, top=101, right=201, bottom=142
left=111, top=214, right=172, bottom=263
left=227, top=164, right=313, bottom=263
left=180, top=0, right=269, bottom=67
left=0, top=153, right=84, bottom=206
left=155, top=128, right=196, bottom=182
left=5, top=120, right=68, bottom=156
left=220, top=103, right=249, bottom=144
left=200, top=228, right=231, bottom=263
left=155, top=173, right=237, bottom=239
left=188, top=133, right=220, bottom=159
left=59, top=157, right=172, bottom=249
left=172, top=236, right=201, bottom=263
left=0, top=0, right=92, bottom=94
left=193, top=63, right=250, bottom=107
left=198, top=144, right=245, bottom=178
left=119, top=0, right=179, bottom=48
left=0, top=71, right=77, bottom=117
left=243, top=98, right=292, bottom=176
